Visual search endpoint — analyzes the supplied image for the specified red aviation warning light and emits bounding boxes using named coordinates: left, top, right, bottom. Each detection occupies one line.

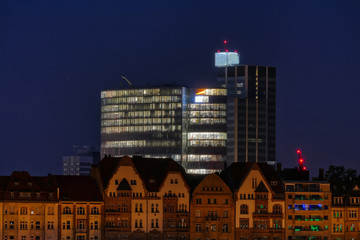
left=296, top=149, right=306, bottom=172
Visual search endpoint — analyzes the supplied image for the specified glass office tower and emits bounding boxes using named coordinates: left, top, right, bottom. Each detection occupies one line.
left=184, top=88, right=227, bottom=173
left=101, top=86, right=227, bottom=173
left=101, top=87, right=185, bottom=162
left=218, top=65, right=276, bottom=166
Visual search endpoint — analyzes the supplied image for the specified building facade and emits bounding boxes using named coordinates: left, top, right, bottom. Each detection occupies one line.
left=284, top=181, right=332, bottom=240
left=92, top=156, right=190, bottom=240
left=0, top=172, right=103, bottom=240
left=217, top=64, right=276, bottom=166
left=189, top=173, right=235, bottom=240
left=6, top=156, right=360, bottom=240
left=222, top=162, right=285, bottom=240
left=100, top=87, right=227, bottom=174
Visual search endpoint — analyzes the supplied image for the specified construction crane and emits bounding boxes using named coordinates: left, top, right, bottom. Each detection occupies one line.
left=120, top=76, right=134, bottom=88
left=296, top=149, right=306, bottom=171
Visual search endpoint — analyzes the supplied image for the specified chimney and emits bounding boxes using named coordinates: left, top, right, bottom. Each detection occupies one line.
left=277, top=163, right=282, bottom=173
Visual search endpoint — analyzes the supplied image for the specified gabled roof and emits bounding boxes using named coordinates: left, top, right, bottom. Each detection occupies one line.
left=221, top=162, right=284, bottom=194
left=220, top=162, right=254, bottom=191
left=96, top=156, right=187, bottom=192
left=184, top=174, right=208, bottom=193
left=192, top=173, right=233, bottom=195
left=117, top=178, right=132, bottom=191
left=132, top=156, right=186, bottom=192
left=97, top=156, right=124, bottom=188
left=255, top=181, right=269, bottom=192
left=55, top=175, right=102, bottom=201
left=257, top=163, right=284, bottom=193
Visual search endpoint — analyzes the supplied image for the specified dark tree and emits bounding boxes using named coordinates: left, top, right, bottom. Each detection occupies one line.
left=325, top=165, right=357, bottom=194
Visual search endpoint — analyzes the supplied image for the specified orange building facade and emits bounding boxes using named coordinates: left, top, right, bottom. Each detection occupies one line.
left=2, top=156, right=360, bottom=240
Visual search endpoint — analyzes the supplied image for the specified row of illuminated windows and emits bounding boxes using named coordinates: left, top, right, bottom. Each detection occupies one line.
left=102, top=110, right=179, bottom=119
left=102, top=96, right=183, bottom=105
left=102, top=95, right=182, bottom=105
left=189, top=111, right=226, bottom=118
left=103, top=140, right=180, bottom=148
left=186, top=154, right=224, bottom=162
left=102, top=104, right=181, bottom=113
left=101, top=88, right=183, bottom=98
left=190, top=118, right=226, bottom=125
left=288, top=204, right=327, bottom=211
left=102, top=118, right=177, bottom=127
left=102, top=106, right=182, bottom=118
left=188, top=140, right=226, bottom=147
left=189, top=103, right=226, bottom=111
left=188, top=132, right=227, bottom=140
left=102, top=125, right=182, bottom=134
left=186, top=169, right=218, bottom=174
left=195, top=88, right=227, bottom=96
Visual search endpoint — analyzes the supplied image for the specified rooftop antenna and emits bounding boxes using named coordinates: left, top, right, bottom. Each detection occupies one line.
left=224, top=40, right=228, bottom=52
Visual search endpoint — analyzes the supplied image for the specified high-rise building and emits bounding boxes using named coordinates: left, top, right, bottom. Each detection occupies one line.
left=100, top=87, right=227, bottom=174
left=100, top=48, right=277, bottom=172
left=62, top=145, right=100, bottom=175
left=217, top=55, right=276, bottom=166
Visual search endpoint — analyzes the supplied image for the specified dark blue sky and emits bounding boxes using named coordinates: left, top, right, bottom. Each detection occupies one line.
left=1, top=0, right=359, bottom=176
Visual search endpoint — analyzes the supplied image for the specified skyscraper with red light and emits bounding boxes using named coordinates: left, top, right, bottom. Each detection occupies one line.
left=216, top=48, right=276, bottom=166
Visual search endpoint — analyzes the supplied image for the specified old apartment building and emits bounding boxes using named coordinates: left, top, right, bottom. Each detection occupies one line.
left=1, top=156, right=359, bottom=240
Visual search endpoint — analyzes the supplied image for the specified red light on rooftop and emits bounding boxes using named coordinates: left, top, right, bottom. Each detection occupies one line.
left=225, top=49, right=229, bottom=52
left=296, top=149, right=301, bottom=154
left=303, top=167, right=306, bottom=171
left=299, top=158, right=303, bottom=163
left=234, top=50, right=237, bottom=53
left=224, top=40, right=227, bottom=44
left=217, top=50, right=220, bottom=53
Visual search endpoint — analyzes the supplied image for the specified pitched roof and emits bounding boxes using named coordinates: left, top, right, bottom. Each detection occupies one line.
left=220, top=162, right=284, bottom=194
left=132, top=156, right=186, bottom=192
left=55, top=175, right=102, bottom=201
left=257, top=163, right=284, bottom=193
left=220, top=162, right=253, bottom=191
left=184, top=174, right=208, bottom=193
left=97, top=156, right=123, bottom=188
left=96, top=156, right=187, bottom=192
left=255, top=181, right=269, bottom=192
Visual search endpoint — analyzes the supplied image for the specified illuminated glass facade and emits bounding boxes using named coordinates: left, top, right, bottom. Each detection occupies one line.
left=101, top=87, right=227, bottom=174
left=218, top=65, right=276, bottom=166
left=101, top=87, right=185, bottom=162
left=183, top=88, right=227, bottom=174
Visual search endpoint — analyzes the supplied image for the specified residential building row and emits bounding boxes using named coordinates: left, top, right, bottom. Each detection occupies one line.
left=1, top=156, right=359, bottom=240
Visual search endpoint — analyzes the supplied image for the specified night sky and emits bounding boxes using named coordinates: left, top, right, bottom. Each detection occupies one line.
left=1, top=1, right=359, bottom=176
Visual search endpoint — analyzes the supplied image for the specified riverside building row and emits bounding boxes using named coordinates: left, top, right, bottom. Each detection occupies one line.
left=2, top=156, right=358, bottom=240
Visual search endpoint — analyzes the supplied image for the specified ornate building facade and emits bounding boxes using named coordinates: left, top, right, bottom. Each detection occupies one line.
left=1, top=156, right=359, bottom=240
